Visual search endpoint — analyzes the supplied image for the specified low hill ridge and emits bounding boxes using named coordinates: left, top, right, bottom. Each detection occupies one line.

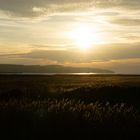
left=0, top=64, right=114, bottom=73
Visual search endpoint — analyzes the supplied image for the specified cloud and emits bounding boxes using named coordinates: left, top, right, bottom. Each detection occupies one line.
left=21, top=50, right=92, bottom=63
left=0, top=42, right=140, bottom=63
left=110, top=18, right=140, bottom=26
left=0, top=0, right=140, bottom=17
left=32, top=44, right=69, bottom=50
left=90, top=58, right=140, bottom=74
left=7, top=42, right=139, bottom=63
left=121, top=35, right=140, bottom=40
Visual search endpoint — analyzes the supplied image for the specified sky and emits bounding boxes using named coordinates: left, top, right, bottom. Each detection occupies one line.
left=0, top=0, right=140, bottom=74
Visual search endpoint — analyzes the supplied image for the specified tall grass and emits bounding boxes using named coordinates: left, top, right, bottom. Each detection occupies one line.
left=0, top=99, right=139, bottom=130
left=0, top=75, right=140, bottom=138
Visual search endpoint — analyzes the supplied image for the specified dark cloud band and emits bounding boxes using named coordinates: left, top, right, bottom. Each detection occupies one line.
left=0, top=0, right=140, bottom=17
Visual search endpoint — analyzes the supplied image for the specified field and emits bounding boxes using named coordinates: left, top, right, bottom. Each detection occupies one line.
left=0, top=75, right=140, bottom=139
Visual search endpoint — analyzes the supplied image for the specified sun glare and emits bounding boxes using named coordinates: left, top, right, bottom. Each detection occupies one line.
left=69, top=24, right=100, bottom=50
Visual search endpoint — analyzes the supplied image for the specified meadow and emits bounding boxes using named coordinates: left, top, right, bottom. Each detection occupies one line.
left=0, top=75, right=140, bottom=139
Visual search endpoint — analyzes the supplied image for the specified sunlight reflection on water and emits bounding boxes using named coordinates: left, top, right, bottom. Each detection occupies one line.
left=0, top=72, right=116, bottom=76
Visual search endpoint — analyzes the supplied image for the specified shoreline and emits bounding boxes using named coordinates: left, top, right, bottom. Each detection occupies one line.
left=0, top=72, right=140, bottom=76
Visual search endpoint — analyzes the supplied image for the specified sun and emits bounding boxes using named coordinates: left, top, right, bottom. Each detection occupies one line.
left=69, top=24, right=100, bottom=50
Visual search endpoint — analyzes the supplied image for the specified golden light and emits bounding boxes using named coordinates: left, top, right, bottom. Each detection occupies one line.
left=69, top=24, right=101, bottom=50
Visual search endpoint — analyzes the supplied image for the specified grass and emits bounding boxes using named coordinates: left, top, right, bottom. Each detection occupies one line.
left=0, top=75, right=140, bottom=139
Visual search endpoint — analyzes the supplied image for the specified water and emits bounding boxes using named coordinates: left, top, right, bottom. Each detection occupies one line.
left=0, top=72, right=116, bottom=76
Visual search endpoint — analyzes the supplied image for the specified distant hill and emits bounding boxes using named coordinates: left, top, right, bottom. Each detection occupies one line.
left=0, top=64, right=114, bottom=74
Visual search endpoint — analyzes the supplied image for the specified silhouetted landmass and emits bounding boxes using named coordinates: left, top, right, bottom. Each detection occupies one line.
left=0, top=64, right=114, bottom=73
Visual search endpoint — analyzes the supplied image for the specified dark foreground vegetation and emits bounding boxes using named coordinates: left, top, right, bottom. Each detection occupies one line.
left=0, top=75, right=140, bottom=139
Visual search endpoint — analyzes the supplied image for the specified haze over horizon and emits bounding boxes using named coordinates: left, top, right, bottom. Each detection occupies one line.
left=0, top=0, right=140, bottom=74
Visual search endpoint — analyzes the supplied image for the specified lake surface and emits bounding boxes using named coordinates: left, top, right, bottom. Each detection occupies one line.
left=0, top=72, right=119, bottom=76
